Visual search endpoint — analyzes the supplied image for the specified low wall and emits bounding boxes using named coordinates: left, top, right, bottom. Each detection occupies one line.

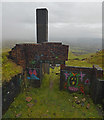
left=60, top=65, right=104, bottom=104
left=91, top=66, right=104, bottom=104
left=2, top=73, right=23, bottom=115
left=2, top=67, right=42, bottom=115
left=60, top=66, right=93, bottom=94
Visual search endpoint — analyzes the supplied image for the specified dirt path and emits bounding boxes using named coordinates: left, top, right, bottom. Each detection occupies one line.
left=49, top=80, right=53, bottom=90
left=49, top=73, right=54, bottom=90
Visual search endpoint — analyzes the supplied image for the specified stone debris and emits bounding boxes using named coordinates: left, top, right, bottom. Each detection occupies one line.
left=15, top=113, right=22, bottom=118
left=82, top=98, right=86, bottom=102
left=26, top=97, right=32, bottom=102
left=53, top=113, right=56, bottom=116
left=81, top=102, right=84, bottom=107
left=75, top=100, right=80, bottom=104
left=27, top=103, right=34, bottom=108
left=86, top=103, right=90, bottom=109
left=72, top=105, right=75, bottom=108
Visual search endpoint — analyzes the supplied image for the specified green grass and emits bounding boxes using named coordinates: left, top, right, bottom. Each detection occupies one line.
left=66, top=50, right=93, bottom=68
left=2, top=67, right=103, bottom=118
left=2, top=48, right=104, bottom=118
left=66, top=49, right=104, bottom=70
left=2, top=50, right=23, bottom=82
left=86, top=50, right=104, bottom=69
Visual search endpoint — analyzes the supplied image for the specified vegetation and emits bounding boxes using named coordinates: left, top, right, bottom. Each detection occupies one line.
left=2, top=50, right=23, bottom=82
left=2, top=67, right=103, bottom=118
left=2, top=48, right=104, bottom=118
left=66, top=49, right=104, bottom=70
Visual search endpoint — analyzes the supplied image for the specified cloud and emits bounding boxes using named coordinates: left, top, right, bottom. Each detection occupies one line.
left=2, top=2, right=102, bottom=44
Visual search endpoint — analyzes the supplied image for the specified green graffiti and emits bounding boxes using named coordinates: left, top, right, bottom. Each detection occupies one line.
left=67, top=72, right=80, bottom=88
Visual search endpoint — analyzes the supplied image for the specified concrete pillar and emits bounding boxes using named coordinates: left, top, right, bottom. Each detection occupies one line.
left=36, top=8, right=48, bottom=43
left=36, top=8, right=49, bottom=75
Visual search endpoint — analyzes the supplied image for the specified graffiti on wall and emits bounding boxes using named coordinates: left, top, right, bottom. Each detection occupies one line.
left=27, top=69, right=40, bottom=80
left=63, top=71, right=90, bottom=93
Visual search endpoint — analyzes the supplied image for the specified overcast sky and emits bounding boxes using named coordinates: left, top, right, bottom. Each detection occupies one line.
left=2, top=2, right=102, bottom=44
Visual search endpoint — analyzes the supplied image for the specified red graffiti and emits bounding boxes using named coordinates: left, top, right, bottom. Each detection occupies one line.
left=85, top=79, right=90, bottom=84
left=78, top=84, right=85, bottom=94
left=72, top=72, right=77, bottom=76
left=80, top=86, right=85, bottom=94
left=68, top=87, right=79, bottom=91
left=29, top=70, right=32, bottom=75
left=29, top=69, right=37, bottom=76
left=64, top=82, right=67, bottom=89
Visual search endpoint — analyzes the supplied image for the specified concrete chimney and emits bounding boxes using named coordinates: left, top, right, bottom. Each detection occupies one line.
left=36, top=8, right=48, bottom=43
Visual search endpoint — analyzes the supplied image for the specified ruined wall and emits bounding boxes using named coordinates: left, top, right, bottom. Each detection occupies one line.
left=60, top=65, right=104, bottom=104
left=2, top=73, right=23, bottom=114
left=60, top=66, right=93, bottom=94
left=9, top=42, right=69, bottom=69
left=91, top=66, right=104, bottom=104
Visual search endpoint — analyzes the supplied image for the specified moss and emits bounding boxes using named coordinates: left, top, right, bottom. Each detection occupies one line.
left=2, top=51, right=23, bottom=82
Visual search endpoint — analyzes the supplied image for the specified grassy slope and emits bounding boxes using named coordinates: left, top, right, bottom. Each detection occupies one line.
left=3, top=67, right=102, bottom=118
left=66, top=50, right=93, bottom=68
left=2, top=50, right=23, bottom=82
left=66, top=49, right=104, bottom=69
left=86, top=50, right=104, bottom=69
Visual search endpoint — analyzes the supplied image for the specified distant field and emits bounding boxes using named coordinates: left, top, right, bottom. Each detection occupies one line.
left=66, top=48, right=104, bottom=70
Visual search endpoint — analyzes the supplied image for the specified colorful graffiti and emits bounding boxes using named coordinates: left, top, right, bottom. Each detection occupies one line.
left=80, top=72, right=86, bottom=82
left=64, top=72, right=70, bottom=80
left=68, top=87, right=79, bottom=91
left=64, top=71, right=90, bottom=93
left=78, top=84, right=85, bottom=94
left=27, top=69, right=39, bottom=80
left=85, top=79, right=90, bottom=85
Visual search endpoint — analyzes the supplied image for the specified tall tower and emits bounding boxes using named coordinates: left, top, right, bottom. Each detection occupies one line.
left=36, top=8, right=48, bottom=43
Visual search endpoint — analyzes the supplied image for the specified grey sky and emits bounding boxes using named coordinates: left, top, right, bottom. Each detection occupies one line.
left=2, top=2, right=102, bottom=44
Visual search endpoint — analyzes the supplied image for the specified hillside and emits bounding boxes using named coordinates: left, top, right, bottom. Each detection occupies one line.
left=66, top=49, right=104, bottom=70
left=2, top=50, right=23, bottom=82
left=86, top=49, right=104, bottom=69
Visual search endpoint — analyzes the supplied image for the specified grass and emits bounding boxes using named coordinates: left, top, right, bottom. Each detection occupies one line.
left=66, top=49, right=104, bottom=70
left=2, top=67, right=103, bottom=118
left=2, top=50, right=23, bottom=82
left=86, top=50, right=104, bottom=69
left=2, top=48, right=104, bottom=118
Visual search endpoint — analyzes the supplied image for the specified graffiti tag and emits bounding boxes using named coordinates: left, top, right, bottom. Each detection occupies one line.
left=27, top=69, right=39, bottom=80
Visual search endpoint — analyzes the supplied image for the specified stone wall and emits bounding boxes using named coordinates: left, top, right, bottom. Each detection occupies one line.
left=60, top=66, right=93, bottom=94
left=2, top=73, right=23, bottom=114
left=9, top=42, right=69, bottom=69
left=91, top=66, right=104, bottom=104
left=60, top=65, right=104, bottom=104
